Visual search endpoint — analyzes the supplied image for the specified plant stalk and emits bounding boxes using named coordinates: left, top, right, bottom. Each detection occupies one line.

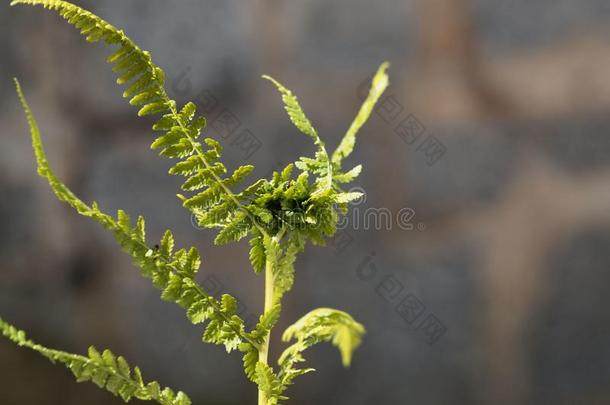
left=258, top=241, right=276, bottom=405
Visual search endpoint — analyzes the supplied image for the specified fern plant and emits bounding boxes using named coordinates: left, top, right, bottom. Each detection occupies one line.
left=2, top=1, right=389, bottom=404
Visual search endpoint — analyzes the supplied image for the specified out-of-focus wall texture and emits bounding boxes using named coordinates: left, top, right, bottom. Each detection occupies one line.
left=1, top=0, right=610, bottom=404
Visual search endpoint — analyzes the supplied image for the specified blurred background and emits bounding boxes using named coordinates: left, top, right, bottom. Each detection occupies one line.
left=1, top=0, right=610, bottom=404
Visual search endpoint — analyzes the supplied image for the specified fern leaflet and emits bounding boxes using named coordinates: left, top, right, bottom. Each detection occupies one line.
left=263, top=75, right=333, bottom=193
left=278, top=308, right=365, bottom=389
left=332, top=62, right=390, bottom=166
left=0, top=318, right=191, bottom=405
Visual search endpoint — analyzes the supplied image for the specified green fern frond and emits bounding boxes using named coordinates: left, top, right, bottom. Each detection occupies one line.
left=0, top=318, right=191, bottom=405
left=11, top=0, right=168, bottom=113
left=9, top=4, right=390, bottom=403
left=14, top=79, right=255, bottom=353
left=278, top=308, right=365, bottom=389
left=10, top=0, right=267, bottom=243
left=248, top=229, right=266, bottom=274
left=214, top=210, right=252, bottom=245
left=332, top=164, right=362, bottom=184
left=254, top=363, right=285, bottom=405
left=334, top=191, right=364, bottom=204
left=239, top=342, right=260, bottom=382
left=248, top=304, right=282, bottom=344
left=273, top=233, right=305, bottom=302
left=261, top=76, right=320, bottom=146
left=331, top=62, right=390, bottom=167
left=262, top=75, right=333, bottom=193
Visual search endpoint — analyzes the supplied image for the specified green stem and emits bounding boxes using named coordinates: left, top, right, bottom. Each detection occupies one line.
left=258, top=236, right=278, bottom=405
